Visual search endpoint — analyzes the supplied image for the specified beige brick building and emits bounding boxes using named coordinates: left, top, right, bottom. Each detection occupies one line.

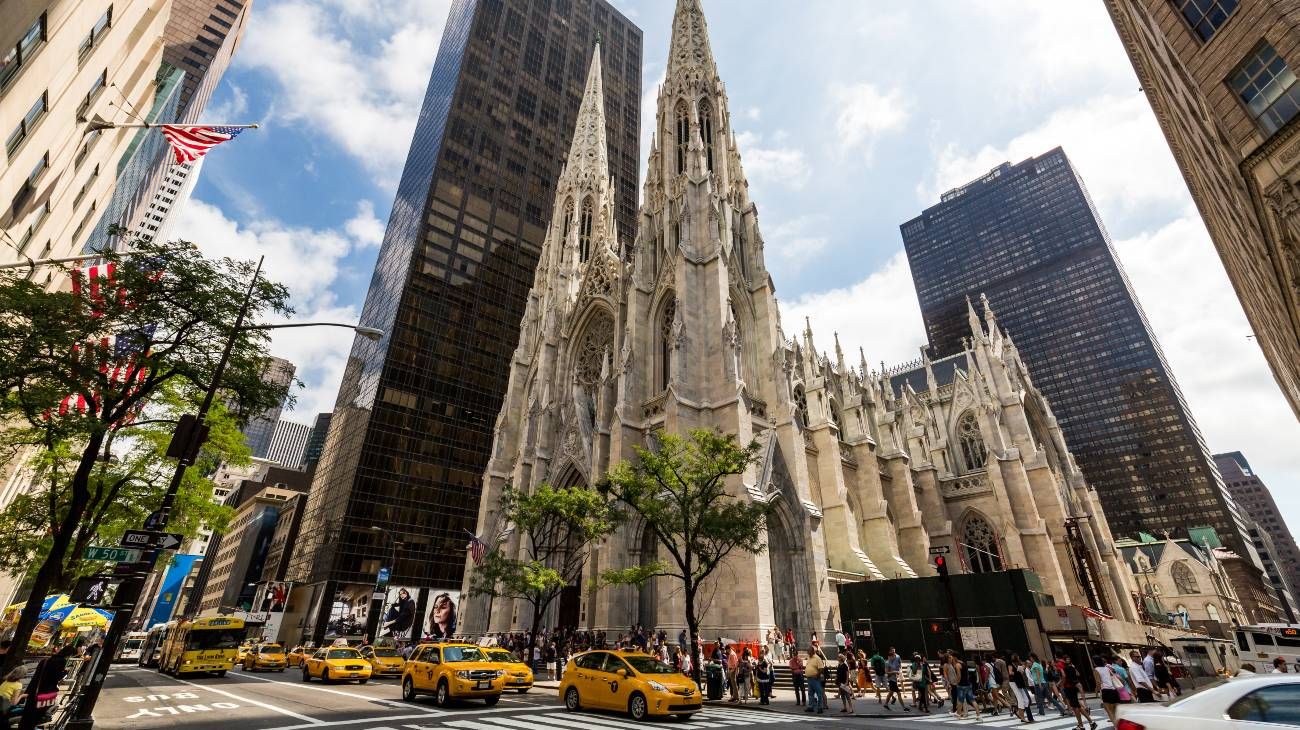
left=1104, top=0, right=1300, bottom=420
left=463, top=0, right=1141, bottom=644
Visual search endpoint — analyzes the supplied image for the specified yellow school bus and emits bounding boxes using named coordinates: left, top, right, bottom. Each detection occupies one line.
left=157, top=617, right=247, bottom=677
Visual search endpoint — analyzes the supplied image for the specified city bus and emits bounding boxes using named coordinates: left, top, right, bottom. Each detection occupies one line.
left=1234, top=624, right=1300, bottom=671
left=157, top=617, right=247, bottom=677
left=138, top=623, right=172, bottom=668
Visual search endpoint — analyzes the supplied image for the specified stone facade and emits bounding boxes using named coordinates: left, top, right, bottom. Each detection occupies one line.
left=1119, top=536, right=1245, bottom=638
left=1103, top=0, right=1300, bottom=420
left=462, top=0, right=1139, bottom=640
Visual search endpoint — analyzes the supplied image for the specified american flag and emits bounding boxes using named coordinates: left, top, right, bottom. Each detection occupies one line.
left=71, top=262, right=117, bottom=317
left=54, top=265, right=154, bottom=418
left=467, top=534, right=488, bottom=565
left=160, top=125, right=246, bottom=164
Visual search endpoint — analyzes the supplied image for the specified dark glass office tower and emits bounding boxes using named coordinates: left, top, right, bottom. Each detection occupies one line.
left=287, top=0, right=641, bottom=638
left=899, top=146, right=1256, bottom=561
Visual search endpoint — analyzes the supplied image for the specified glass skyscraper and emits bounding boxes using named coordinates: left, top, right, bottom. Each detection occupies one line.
left=287, top=0, right=641, bottom=639
left=899, top=146, right=1256, bottom=562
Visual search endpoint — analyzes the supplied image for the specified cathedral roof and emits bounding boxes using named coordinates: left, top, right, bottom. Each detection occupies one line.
left=887, top=351, right=965, bottom=396
left=561, top=42, right=608, bottom=184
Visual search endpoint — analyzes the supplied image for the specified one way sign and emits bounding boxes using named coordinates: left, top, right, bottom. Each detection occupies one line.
left=120, top=530, right=183, bottom=550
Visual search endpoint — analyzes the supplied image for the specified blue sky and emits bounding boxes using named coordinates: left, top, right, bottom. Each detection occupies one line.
left=178, top=0, right=1300, bottom=526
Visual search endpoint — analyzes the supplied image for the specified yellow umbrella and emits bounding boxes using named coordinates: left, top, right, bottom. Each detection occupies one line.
left=62, top=607, right=113, bottom=628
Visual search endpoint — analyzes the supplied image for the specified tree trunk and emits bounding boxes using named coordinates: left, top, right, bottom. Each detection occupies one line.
left=685, top=586, right=702, bottom=687
left=528, top=603, right=544, bottom=668
left=3, top=435, right=103, bottom=678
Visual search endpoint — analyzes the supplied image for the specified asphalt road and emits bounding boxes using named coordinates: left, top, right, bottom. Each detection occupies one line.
left=90, top=665, right=1114, bottom=730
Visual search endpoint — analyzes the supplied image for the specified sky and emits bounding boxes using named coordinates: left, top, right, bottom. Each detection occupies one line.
left=178, top=1, right=1300, bottom=530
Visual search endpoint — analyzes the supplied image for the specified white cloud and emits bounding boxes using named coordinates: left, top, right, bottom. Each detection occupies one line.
left=919, top=94, right=1188, bottom=220
left=780, top=250, right=927, bottom=370
left=203, top=84, right=248, bottom=123
left=235, top=1, right=452, bottom=189
left=1113, top=211, right=1300, bottom=523
left=175, top=199, right=382, bottom=419
left=763, top=216, right=830, bottom=272
left=734, top=130, right=811, bottom=190
left=830, top=82, right=910, bottom=162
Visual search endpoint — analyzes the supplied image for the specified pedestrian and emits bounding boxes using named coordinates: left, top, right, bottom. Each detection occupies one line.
left=726, top=644, right=740, bottom=702
left=756, top=658, right=773, bottom=705
left=18, top=644, right=73, bottom=730
left=869, top=648, right=887, bottom=704
left=1, top=668, right=24, bottom=730
left=943, top=652, right=966, bottom=719
left=836, top=652, right=855, bottom=713
left=736, top=649, right=753, bottom=704
left=1110, top=654, right=1135, bottom=704
left=1009, top=655, right=1034, bottom=723
left=1031, top=653, right=1065, bottom=716
left=784, top=628, right=795, bottom=658
left=992, top=652, right=1010, bottom=712
left=680, top=646, right=693, bottom=678
left=804, top=646, right=828, bottom=714
left=834, top=629, right=847, bottom=657
left=1061, top=655, right=1096, bottom=730
left=912, top=653, right=931, bottom=713
left=884, top=646, right=909, bottom=711
left=1152, top=651, right=1179, bottom=698
left=1094, top=655, right=1122, bottom=726
left=1274, top=656, right=1290, bottom=674
left=790, top=650, right=807, bottom=706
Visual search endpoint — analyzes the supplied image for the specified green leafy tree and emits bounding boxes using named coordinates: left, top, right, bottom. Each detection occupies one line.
left=466, top=483, right=620, bottom=662
left=0, top=239, right=292, bottom=672
left=598, top=429, right=771, bottom=682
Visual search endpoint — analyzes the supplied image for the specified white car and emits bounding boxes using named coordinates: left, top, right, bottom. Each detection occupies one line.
left=1115, top=674, right=1300, bottom=729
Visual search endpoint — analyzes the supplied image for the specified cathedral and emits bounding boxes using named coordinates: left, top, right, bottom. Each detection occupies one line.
left=461, top=0, right=1140, bottom=640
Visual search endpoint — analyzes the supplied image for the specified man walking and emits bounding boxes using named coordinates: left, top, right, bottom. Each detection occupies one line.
left=1127, top=650, right=1155, bottom=702
left=943, top=652, right=965, bottom=719
left=726, top=644, right=740, bottom=702
left=1031, top=653, right=1066, bottom=715
left=884, top=647, right=910, bottom=711
left=870, top=649, right=887, bottom=705
left=805, top=647, right=828, bottom=714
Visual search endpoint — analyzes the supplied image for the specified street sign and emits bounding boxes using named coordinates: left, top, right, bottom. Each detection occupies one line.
left=120, top=530, right=183, bottom=550
left=84, top=546, right=142, bottom=563
left=928, top=545, right=951, bottom=555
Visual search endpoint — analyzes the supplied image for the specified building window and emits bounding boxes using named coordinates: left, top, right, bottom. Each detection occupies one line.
left=77, top=69, right=107, bottom=120
left=5, top=91, right=47, bottom=157
left=561, top=197, right=572, bottom=241
left=79, top=6, right=113, bottom=61
left=75, top=129, right=101, bottom=169
left=957, top=410, right=987, bottom=471
left=659, top=296, right=676, bottom=391
left=1173, top=0, right=1238, bottom=41
left=1207, top=603, right=1221, bottom=622
left=1, top=14, right=46, bottom=92
left=1230, top=42, right=1300, bottom=136
left=675, top=101, right=689, bottom=174
left=578, top=197, right=593, bottom=263
left=962, top=514, right=1003, bottom=574
left=11, top=151, right=47, bottom=214
left=793, top=386, right=808, bottom=428
left=1171, top=559, right=1201, bottom=594
left=698, top=99, right=714, bottom=172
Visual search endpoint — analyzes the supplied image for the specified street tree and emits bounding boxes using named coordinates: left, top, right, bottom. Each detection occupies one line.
left=466, top=483, right=620, bottom=663
left=597, top=428, right=772, bottom=682
left=0, top=240, right=292, bottom=672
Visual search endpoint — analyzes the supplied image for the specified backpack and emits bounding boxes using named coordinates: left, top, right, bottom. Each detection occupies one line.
left=993, top=663, right=1004, bottom=685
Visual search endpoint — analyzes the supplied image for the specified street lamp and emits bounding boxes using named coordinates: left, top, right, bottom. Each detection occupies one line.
left=69, top=256, right=384, bottom=730
left=367, top=526, right=401, bottom=643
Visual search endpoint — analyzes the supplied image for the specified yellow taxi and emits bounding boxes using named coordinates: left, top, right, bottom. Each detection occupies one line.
left=287, top=645, right=310, bottom=668
left=359, top=645, right=405, bottom=677
left=400, top=643, right=504, bottom=707
left=485, top=647, right=533, bottom=693
left=242, top=643, right=288, bottom=672
left=559, top=649, right=701, bottom=720
left=236, top=642, right=254, bottom=664
left=301, top=646, right=372, bottom=684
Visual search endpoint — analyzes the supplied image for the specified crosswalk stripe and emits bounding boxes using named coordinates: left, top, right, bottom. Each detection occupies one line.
left=702, top=707, right=790, bottom=721
left=890, top=710, right=1112, bottom=729
left=443, top=721, right=514, bottom=730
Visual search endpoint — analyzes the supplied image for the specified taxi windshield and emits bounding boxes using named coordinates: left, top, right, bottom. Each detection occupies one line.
left=487, top=650, right=515, bottom=663
left=623, top=655, right=678, bottom=674
left=327, top=649, right=361, bottom=659
left=373, top=648, right=401, bottom=657
left=260, top=646, right=284, bottom=654
left=442, top=646, right=485, bottom=662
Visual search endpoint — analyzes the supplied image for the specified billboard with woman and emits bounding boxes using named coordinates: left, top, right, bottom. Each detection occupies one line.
left=424, top=591, right=458, bottom=640
left=380, top=587, right=417, bottom=640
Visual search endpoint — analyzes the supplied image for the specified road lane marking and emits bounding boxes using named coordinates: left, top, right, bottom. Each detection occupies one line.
left=223, top=669, right=444, bottom=714
left=166, top=675, right=322, bottom=724
left=262, top=707, right=565, bottom=730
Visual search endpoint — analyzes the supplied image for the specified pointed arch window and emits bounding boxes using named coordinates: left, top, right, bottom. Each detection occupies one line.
left=561, top=197, right=573, bottom=241
left=828, top=397, right=843, bottom=438
left=962, top=514, right=1003, bottom=574
left=659, top=296, right=677, bottom=391
left=698, top=99, right=714, bottom=172
left=578, top=197, right=593, bottom=263
left=957, top=410, right=986, bottom=471
left=793, top=386, right=808, bottom=429
left=733, top=223, right=747, bottom=278
left=675, top=101, right=689, bottom=174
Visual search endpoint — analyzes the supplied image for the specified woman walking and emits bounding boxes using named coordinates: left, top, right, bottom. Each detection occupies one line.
left=837, top=653, right=855, bottom=713
left=912, top=654, right=931, bottom=713
left=790, top=650, right=807, bottom=706
left=756, top=658, right=774, bottom=705
left=1009, top=655, right=1034, bottom=724
left=736, top=649, right=754, bottom=704
left=1094, top=655, right=1122, bottom=726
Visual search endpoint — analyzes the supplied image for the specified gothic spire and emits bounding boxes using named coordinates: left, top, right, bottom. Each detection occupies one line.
left=666, top=0, right=719, bottom=80
left=561, top=42, right=609, bottom=184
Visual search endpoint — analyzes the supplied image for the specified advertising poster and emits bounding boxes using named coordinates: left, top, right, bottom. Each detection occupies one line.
left=147, top=554, right=198, bottom=627
left=422, top=590, right=459, bottom=640
left=378, top=586, right=418, bottom=641
left=252, top=581, right=292, bottom=642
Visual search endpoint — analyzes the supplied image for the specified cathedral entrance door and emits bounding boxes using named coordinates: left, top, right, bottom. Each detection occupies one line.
left=558, top=581, right=581, bottom=629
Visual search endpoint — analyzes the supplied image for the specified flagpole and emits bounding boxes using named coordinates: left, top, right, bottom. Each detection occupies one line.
left=82, top=115, right=259, bottom=132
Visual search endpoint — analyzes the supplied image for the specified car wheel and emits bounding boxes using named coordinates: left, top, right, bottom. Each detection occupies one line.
left=565, top=687, right=581, bottom=712
left=435, top=680, right=450, bottom=707
left=516, top=688, right=528, bottom=694
left=484, top=695, right=500, bottom=706
left=278, top=668, right=285, bottom=673
left=628, top=692, right=648, bottom=721
left=322, top=668, right=332, bottom=684
left=359, top=678, right=368, bottom=685
left=301, top=667, right=311, bottom=682
left=215, top=670, right=226, bottom=678
left=402, top=677, right=417, bottom=701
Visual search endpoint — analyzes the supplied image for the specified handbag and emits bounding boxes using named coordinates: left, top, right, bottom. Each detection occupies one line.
left=35, top=691, right=58, bottom=709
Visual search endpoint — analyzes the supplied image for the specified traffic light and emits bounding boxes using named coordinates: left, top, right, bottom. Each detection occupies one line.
left=934, top=554, right=949, bottom=580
